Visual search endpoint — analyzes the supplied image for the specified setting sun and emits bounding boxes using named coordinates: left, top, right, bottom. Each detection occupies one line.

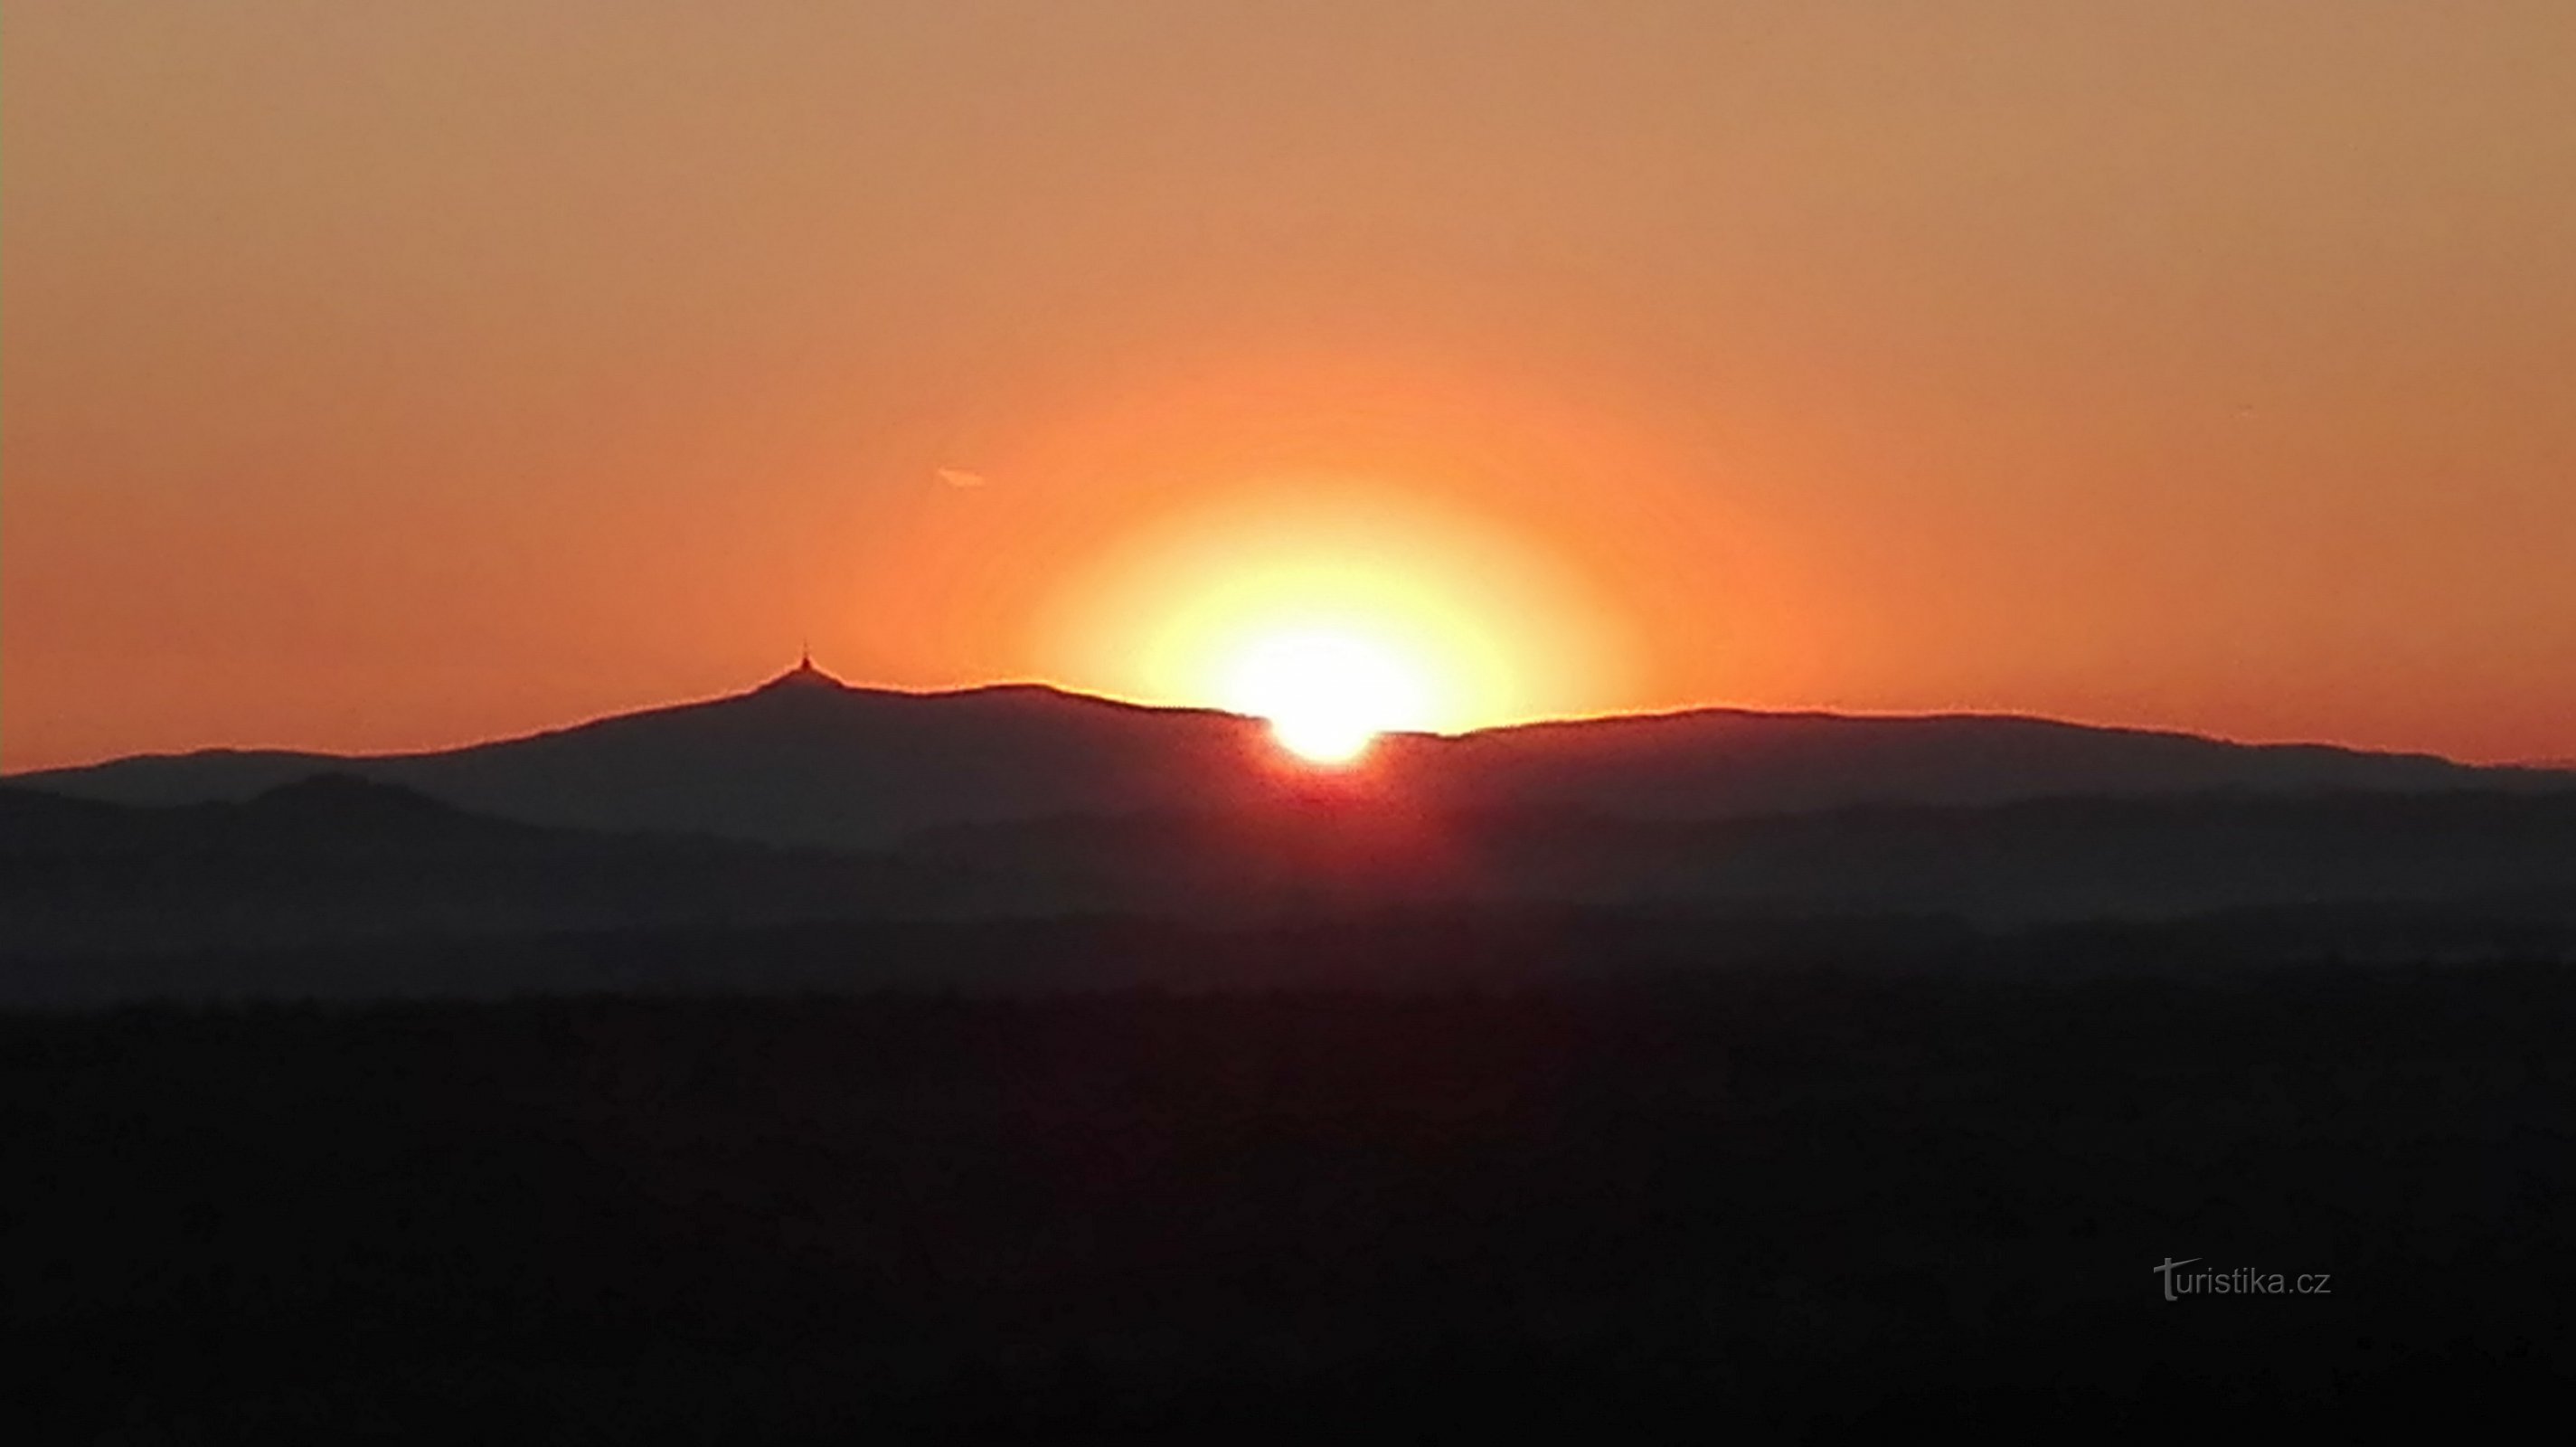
left=1218, top=627, right=1432, bottom=764
left=1038, top=481, right=1638, bottom=745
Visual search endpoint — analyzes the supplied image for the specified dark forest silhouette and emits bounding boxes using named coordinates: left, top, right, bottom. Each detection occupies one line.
left=10, top=953, right=2574, bottom=1440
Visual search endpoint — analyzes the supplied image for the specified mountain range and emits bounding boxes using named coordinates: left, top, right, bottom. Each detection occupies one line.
left=7, top=663, right=2573, bottom=991
left=13, top=659, right=2562, bottom=850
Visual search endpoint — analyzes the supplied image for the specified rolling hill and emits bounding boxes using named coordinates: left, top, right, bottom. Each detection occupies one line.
left=11, top=660, right=2561, bottom=850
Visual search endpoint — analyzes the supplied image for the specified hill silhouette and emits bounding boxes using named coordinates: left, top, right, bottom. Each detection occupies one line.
left=912, top=790, right=2576, bottom=930
left=0, top=774, right=989, bottom=962
left=10, top=662, right=2560, bottom=849
left=8, top=770, right=2572, bottom=994
left=0, top=773, right=527, bottom=860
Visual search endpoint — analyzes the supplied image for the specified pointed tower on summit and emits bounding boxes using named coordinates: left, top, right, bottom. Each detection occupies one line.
left=759, top=643, right=845, bottom=693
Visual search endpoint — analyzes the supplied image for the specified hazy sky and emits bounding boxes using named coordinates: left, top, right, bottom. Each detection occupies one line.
left=7, top=1, right=2573, bottom=770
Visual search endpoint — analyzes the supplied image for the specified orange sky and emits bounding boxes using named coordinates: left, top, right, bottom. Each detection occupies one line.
left=7, top=1, right=2574, bottom=771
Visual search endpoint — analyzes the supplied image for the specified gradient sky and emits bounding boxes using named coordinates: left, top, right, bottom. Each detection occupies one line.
left=7, top=0, right=2573, bottom=771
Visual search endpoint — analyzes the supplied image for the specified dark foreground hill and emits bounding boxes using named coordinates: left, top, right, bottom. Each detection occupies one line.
left=8, top=944, right=2572, bottom=1439
left=13, top=662, right=2560, bottom=849
left=5, top=777, right=2573, bottom=986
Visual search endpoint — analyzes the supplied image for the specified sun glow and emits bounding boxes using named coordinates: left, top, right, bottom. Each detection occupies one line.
left=1039, top=481, right=1638, bottom=752
left=1218, top=627, right=1433, bottom=764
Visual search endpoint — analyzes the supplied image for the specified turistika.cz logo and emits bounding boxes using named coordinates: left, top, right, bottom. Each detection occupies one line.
left=2154, top=1258, right=2332, bottom=1301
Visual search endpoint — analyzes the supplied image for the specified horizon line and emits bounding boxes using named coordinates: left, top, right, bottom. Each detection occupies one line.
left=5, top=661, right=2558, bottom=779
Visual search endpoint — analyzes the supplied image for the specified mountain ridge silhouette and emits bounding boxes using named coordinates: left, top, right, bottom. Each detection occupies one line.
left=11, top=663, right=2562, bottom=850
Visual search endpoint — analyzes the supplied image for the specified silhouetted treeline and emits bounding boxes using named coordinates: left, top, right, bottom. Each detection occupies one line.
left=8, top=935, right=2574, bottom=1439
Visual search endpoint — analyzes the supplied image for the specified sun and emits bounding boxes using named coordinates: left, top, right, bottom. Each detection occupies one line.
left=1218, top=627, right=1433, bottom=765
left=1037, top=481, right=1640, bottom=757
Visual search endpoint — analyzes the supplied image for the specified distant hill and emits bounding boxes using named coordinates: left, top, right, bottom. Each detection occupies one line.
left=911, top=790, right=2576, bottom=930
left=7, top=764, right=2573, bottom=970
left=5, top=776, right=2573, bottom=1004
left=9, top=666, right=1284, bottom=848
left=9, top=662, right=2559, bottom=850
left=0, top=772, right=527, bottom=859
left=0, top=773, right=991, bottom=960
